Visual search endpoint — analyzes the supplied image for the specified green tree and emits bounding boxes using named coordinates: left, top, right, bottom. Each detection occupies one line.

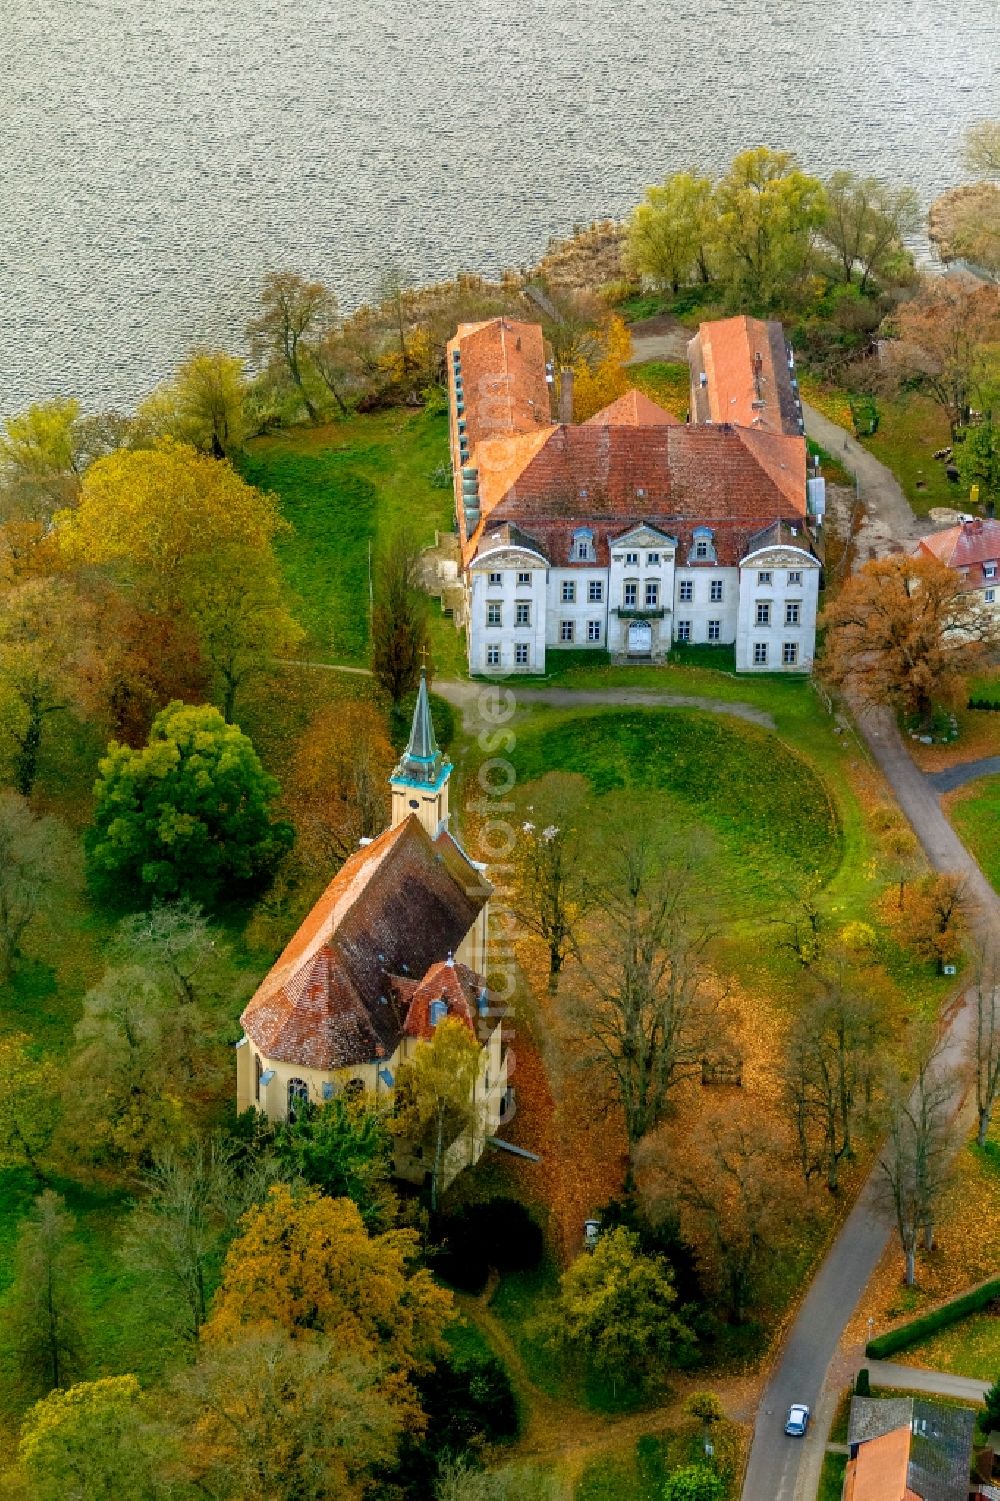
left=957, top=419, right=1000, bottom=501
left=393, top=1018, right=483, bottom=1212
left=0, top=397, right=82, bottom=517
left=627, top=172, right=717, bottom=291
left=7, top=1191, right=87, bottom=1400
left=0, top=793, right=78, bottom=981
left=662, top=1465, right=726, bottom=1501
left=0, top=577, right=86, bottom=796
left=370, top=529, right=431, bottom=707
left=112, top=897, right=221, bottom=1007
left=549, top=1226, right=692, bottom=1391
left=277, top=1093, right=395, bottom=1230
left=86, top=702, right=293, bottom=904
left=0, top=1035, right=59, bottom=1181
left=136, top=349, right=249, bottom=457
left=713, top=147, right=827, bottom=309
left=11, top=1375, right=181, bottom=1501
left=822, top=171, right=920, bottom=292
left=981, top=1373, right=1000, bottom=1435
left=247, top=270, right=337, bottom=423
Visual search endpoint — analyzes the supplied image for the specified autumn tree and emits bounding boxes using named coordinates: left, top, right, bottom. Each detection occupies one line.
left=86, top=702, right=293, bottom=904
left=513, top=773, right=595, bottom=987
left=0, top=576, right=86, bottom=796
left=247, top=270, right=337, bottom=422
left=393, top=1017, right=482, bottom=1212
left=276, top=1092, right=395, bottom=1230
left=821, top=171, right=920, bottom=292
left=546, top=1226, right=692, bottom=1392
left=0, top=397, right=82, bottom=519
left=820, top=552, right=999, bottom=727
left=971, top=949, right=1000, bottom=1147
left=627, top=172, right=717, bottom=291
left=896, top=874, right=968, bottom=968
left=965, top=120, right=1000, bottom=177
left=883, top=278, right=1000, bottom=433
left=571, top=315, right=633, bottom=422
left=371, top=529, right=431, bottom=706
left=0, top=793, right=78, bottom=981
left=0, top=1035, right=60, bottom=1181
left=873, top=807, right=921, bottom=910
left=9, top=1375, right=181, bottom=1501
left=112, top=897, right=223, bottom=1008
left=7, top=1191, right=87, bottom=1400
left=929, top=184, right=1000, bottom=282
left=878, top=1039, right=958, bottom=1284
left=576, top=830, right=718, bottom=1153
left=713, top=147, right=827, bottom=309
left=136, top=349, right=249, bottom=456
left=285, top=699, right=394, bottom=875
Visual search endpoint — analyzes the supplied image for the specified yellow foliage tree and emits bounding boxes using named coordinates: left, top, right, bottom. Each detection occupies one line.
left=285, top=699, right=394, bottom=874
left=570, top=316, right=633, bottom=421
left=135, top=350, right=249, bottom=457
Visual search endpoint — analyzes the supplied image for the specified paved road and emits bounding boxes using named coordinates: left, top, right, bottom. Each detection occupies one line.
left=865, top=1360, right=990, bottom=1402
left=433, top=679, right=777, bottom=730
left=928, top=755, right=1000, bottom=794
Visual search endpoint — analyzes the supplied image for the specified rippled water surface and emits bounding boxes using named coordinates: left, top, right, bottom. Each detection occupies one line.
left=2, top=0, right=997, bottom=410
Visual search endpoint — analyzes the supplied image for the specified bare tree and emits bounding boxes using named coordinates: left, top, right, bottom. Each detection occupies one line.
left=878, top=1039, right=957, bottom=1285
left=247, top=271, right=337, bottom=423
left=972, top=948, right=1000, bottom=1148
left=370, top=529, right=430, bottom=707
left=112, top=897, right=221, bottom=1007
left=513, top=773, right=594, bottom=988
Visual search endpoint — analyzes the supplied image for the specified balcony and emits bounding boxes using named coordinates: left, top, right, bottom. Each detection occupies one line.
left=613, top=605, right=667, bottom=620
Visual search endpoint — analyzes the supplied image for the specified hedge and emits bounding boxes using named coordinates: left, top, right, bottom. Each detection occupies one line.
left=967, top=697, right=1000, bottom=711
left=865, top=1276, right=1000, bottom=1359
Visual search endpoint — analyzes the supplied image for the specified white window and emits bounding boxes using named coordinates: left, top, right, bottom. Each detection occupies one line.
left=785, top=601, right=801, bottom=626
left=588, top=580, right=603, bottom=603
left=678, top=579, right=693, bottom=602
left=754, top=642, right=768, bottom=665
left=758, top=570, right=772, bottom=586
left=707, top=619, right=721, bottom=641
left=517, top=571, right=531, bottom=586
left=676, top=620, right=691, bottom=642
left=587, top=620, right=601, bottom=642
left=756, top=601, right=771, bottom=627
left=986, top=588, right=996, bottom=604
left=488, top=571, right=502, bottom=587
left=694, top=540, right=710, bottom=560
left=782, top=642, right=798, bottom=665
left=486, top=644, right=501, bottom=667
left=647, top=551, right=660, bottom=566
left=985, top=563, right=997, bottom=580
left=560, top=620, right=575, bottom=642
left=624, top=581, right=638, bottom=608
left=787, top=569, right=802, bottom=586
left=516, top=602, right=531, bottom=626
left=625, top=551, right=639, bottom=566
left=514, top=643, right=529, bottom=666
left=573, top=528, right=595, bottom=561
left=710, top=579, right=723, bottom=602
left=645, top=582, right=659, bottom=608
left=561, top=581, right=576, bottom=603
left=487, top=602, right=502, bottom=627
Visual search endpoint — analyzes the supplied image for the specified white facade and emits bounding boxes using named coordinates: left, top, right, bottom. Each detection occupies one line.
left=735, top=546, right=821, bottom=673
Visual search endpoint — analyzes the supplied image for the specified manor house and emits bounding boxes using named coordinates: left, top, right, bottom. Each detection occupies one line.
left=236, top=675, right=507, bottom=1192
left=448, top=314, right=824, bottom=674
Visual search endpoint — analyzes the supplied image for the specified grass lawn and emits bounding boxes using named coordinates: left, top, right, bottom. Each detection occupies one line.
left=945, top=775, right=1000, bottom=893
left=240, top=406, right=453, bottom=666
left=574, top=1425, right=743, bottom=1500
left=817, top=1452, right=848, bottom=1501
left=899, top=1309, right=1000, bottom=1381
left=630, top=359, right=691, bottom=418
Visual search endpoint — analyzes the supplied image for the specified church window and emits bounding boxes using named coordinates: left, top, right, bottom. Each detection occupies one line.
left=623, top=581, right=638, bottom=608
left=488, top=571, right=502, bottom=587
left=676, top=620, right=691, bottom=642
left=588, top=580, right=603, bottom=603
left=678, top=579, right=693, bottom=602
left=783, top=642, right=799, bottom=665
left=710, top=579, right=724, bottom=602
left=344, top=1078, right=365, bottom=1100
left=587, top=620, right=601, bottom=642
left=645, top=581, right=659, bottom=608
left=287, top=1078, right=308, bottom=1122
left=785, top=601, right=801, bottom=626
left=560, top=620, right=575, bottom=642
left=754, top=642, right=768, bottom=665
left=514, top=643, right=530, bottom=665
left=254, top=1053, right=263, bottom=1102
left=487, top=602, right=502, bottom=627
left=756, top=601, right=771, bottom=627
left=561, top=581, right=576, bottom=603
left=486, top=644, right=501, bottom=667
left=321, top=1081, right=335, bottom=1101
left=516, top=602, right=531, bottom=626
left=708, top=619, right=721, bottom=641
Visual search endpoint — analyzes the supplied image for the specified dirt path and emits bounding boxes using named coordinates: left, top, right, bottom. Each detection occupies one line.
left=627, top=315, right=689, bottom=365
left=800, top=401, right=926, bottom=561
left=434, top=679, right=777, bottom=732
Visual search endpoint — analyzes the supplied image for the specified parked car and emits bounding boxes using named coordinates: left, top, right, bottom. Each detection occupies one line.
left=784, top=1403, right=810, bottom=1437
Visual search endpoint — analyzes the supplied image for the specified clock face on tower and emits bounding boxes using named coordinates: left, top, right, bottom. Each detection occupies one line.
left=409, top=799, right=420, bottom=809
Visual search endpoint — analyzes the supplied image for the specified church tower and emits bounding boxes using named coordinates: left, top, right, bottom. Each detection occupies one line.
left=390, top=670, right=452, bottom=837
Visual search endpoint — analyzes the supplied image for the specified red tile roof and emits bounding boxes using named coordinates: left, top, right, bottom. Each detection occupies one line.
left=917, top=518, right=1000, bottom=590
left=402, top=959, right=483, bottom=1040
left=688, top=315, right=803, bottom=436
left=241, top=817, right=491, bottom=1070
left=585, top=389, right=682, bottom=427
left=843, top=1426, right=915, bottom=1501
left=448, top=319, right=551, bottom=454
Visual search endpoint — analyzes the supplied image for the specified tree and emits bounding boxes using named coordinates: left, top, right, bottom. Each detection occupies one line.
left=687, top=1391, right=725, bottom=1434
left=513, top=773, right=594, bottom=986
left=370, top=529, right=431, bottom=706
left=11, top=1375, right=181, bottom=1501
left=929, top=185, right=1000, bottom=281
left=662, top=1466, right=726, bottom=1501
left=878, top=1039, right=957, bottom=1285
left=58, top=439, right=286, bottom=615
left=822, top=172, right=920, bottom=292
left=285, top=700, right=394, bottom=875
left=7, top=1191, right=86, bottom=1400
left=820, top=553, right=999, bottom=727
left=547, top=1226, right=692, bottom=1391
left=0, top=397, right=82, bottom=518
left=0, top=576, right=86, bottom=796
left=957, top=419, right=1000, bottom=501
left=0, top=1035, right=59, bottom=1180
left=899, top=874, right=968, bottom=967
left=112, top=897, right=222, bottom=1008
left=276, top=1092, right=395, bottom=1230
left=0, top=792, right=77, bottom=981
left=981, top=1373, right=1000, bottom=1436
left=571, top=314, right=633, bottom=422
left=784, top=981, right=881, bottom=1191
left=627, top=172, right=717, bottom=291
left=86, top=701, right=293, bottom=904
left=576, top=831, right=717, bottom=1152
left=884, top=278, right=1000, bottom=434
left=136, top=349, right=249, bottom=456
left=713, top=147, right=827, bottom=309
left=393, top=1017, right=482, bottom=1212
left=202, top=1184, right=452, bottom=1381
left=247, top=270, right=337, bottom=423
left=434, top=1459, right=557, bottom=1501
left=876, top=813, right=921, bottom=910
left=965, top=121, right=1000, bottom=177
left=971, top=949, right=1000, bottom=1147
left=181, top=545, right=303, bottom=721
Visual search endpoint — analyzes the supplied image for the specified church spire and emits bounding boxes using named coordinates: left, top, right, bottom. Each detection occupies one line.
left=389, top=670, right=452, bottom=835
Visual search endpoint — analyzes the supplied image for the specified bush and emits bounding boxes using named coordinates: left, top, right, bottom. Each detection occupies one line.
left=855, top=1368, right=870, bottom=1396
left=662, top=1464, right=726, bottom=1501
left=431, top=1199, right=544, bottom=1292
left=866, top=1277, right=1000, bottom=1359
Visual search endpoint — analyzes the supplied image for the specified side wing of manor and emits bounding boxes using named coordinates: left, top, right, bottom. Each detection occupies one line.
left=237, top=676, right=508, bottom=1195
left=447, top=313, right=827, bottom=674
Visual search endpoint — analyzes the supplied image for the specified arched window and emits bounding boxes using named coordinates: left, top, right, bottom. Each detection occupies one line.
left=692, top=526, right=715, bottom=562
left=287, top=1077, right=308, bottom=1122
left=572, top=528, right=595, bottom=562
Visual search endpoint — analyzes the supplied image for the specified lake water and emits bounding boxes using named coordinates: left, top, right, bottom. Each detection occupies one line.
left=1, top=0, right=998, bottom=412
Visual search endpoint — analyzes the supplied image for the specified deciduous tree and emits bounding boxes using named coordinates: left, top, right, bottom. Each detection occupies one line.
left=713, top=148, right=827, bottom=309
left=884, top=278, right=1000, bottom=434
left=571, top=315, right=633, bottom=422
left=878, top=1037, right=957, bottom=1284
left=822, top=171, right=920, bottom=292
left=513, top=773, right=594, bottom=987
left=7, top=1191, right=87, bottom=1400
left=0, top=792, right=78, bottom=981
left=964, top=120, right=1000, bottom=177
left=0, top=576, right=86, bottom=796
left=0, top=1034, right=60, bottom=1181
left=0, top=397, right=82, bottom=518
left=136, top=349, right=249, bottom=457
left=820, top=553, right=999, bottom=727
left=247, top=271, right=337, bottom=423
left=662, top=1466, right=726, bottom=1501
left=284, top=699, right=393, bottom=875
left=276, top=1093, right=395, bottom=1230
left=393, top=1017, right=482, bottom=1212
left=627, top=172, right=717, bottom=291
left=371, top=529, right=430, bottom=706
left=971, top=949, right=1000, bottom=1148
left=957, top=419, right=1000, bottom=501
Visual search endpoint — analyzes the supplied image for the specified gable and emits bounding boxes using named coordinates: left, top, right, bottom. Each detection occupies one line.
left=610, top=523, right=676, bottom=549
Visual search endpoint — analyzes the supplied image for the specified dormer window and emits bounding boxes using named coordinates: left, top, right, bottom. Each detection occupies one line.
left=572, top=528, right=596, bottom=562
left=692, top=527, right=716, bottom=562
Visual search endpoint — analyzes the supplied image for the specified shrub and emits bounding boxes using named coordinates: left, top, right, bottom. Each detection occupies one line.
left=855, top=1368, right=870, bottom=1396
left=662, top=1464, right=726, bottom=1501
left=866, top=1276, right=1000, bottom=1358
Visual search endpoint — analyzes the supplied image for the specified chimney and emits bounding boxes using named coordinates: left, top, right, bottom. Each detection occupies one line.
left=558, top=367, right=574, bottom=424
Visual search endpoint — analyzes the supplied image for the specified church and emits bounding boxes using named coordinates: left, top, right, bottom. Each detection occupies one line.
left=448, top=314, right=824, bottom=675
left=236, top=675, right=508, bottom=1192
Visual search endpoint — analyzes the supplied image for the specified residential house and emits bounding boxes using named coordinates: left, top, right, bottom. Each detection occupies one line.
left=236, top=674, right=507, bottom=1193
left=915, top=517, right=1000, bottom=616
left=846, top=1394, right=976, bottom=1501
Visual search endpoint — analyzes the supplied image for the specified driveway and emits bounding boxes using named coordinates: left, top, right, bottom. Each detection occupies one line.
left=864, top=1360, right=990, bottom=1402
left=928, top=756, right=1000, bottom=794
left=801, top=401, right=926, bottom=560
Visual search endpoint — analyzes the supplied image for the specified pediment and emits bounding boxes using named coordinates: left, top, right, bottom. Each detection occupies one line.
left=471, top=547, right=546, bottom=571
left=610, top=524, right=676, bottom=549
left=741, top=546, right=818, bottom=569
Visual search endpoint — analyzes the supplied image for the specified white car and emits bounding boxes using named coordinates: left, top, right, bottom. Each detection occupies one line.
left=784, top=1403, right=810, bottom=1437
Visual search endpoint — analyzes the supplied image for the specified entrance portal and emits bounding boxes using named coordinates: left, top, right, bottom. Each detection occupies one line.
left=627, top=620, right=653, bottom=655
